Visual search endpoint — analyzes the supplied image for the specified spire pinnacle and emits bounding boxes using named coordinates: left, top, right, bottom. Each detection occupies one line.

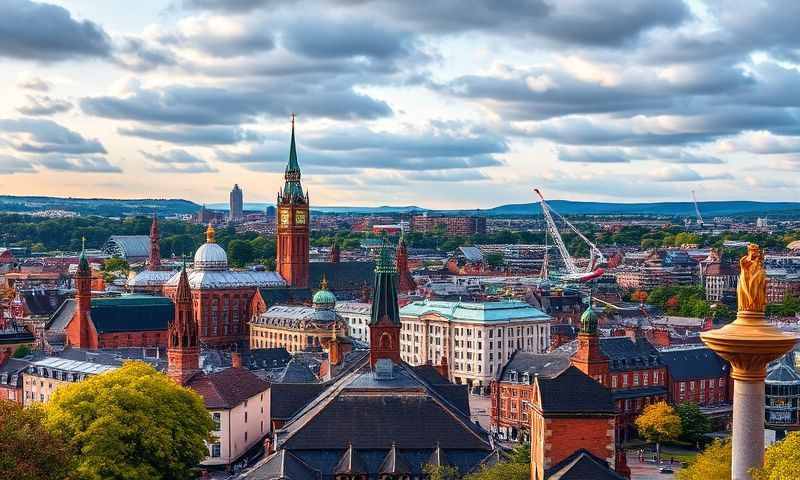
left=320, top=273, right=328, bottom=291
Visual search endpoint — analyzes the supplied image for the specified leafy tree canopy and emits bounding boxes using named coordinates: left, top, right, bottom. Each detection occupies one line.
left=0, top=400, right=70, bottom=480
left=675, top=402, right=712, bottom=445
left=44, top=361, right=214, bottom=480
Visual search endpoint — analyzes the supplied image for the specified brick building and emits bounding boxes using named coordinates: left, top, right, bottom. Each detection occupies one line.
left=767, top=275, right=800, bottom=304
left=410, top=214, right=487, bottom=236
left=569, top=305, right=667, bottom=441
left=700, top=250, right=738, bottom=302
left=660, top=346, right=732, bottom=407
left=0, top=358, right=29, bottom=404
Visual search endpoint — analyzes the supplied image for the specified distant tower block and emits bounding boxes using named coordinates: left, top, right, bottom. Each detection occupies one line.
left=229, top=184, right=243, bottom=221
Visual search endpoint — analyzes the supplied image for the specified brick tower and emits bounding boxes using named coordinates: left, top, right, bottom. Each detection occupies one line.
left=329, top=240, right=341, bottom=263
left=276, top=115, right=310, bottom=288
left=396, top=233, right=416, bottom=293
left=570, top=303, right=609, bottom=385
left=148, top=213, right=161, bottom=270
left=66, top=246, right=97, bottom=349
left=167, top=266, right=200, bottom=385
left=369, top=244, right=401, bottom=367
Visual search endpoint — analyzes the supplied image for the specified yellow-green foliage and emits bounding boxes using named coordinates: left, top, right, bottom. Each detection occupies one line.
left=0, top=400, right=70, bottom=480
left=44, top=361, right=214, bottom=480
left=635, top=401, right=682, bottom=444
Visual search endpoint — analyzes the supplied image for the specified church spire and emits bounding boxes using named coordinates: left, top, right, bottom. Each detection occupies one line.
left=280, top=114, right=306, bottom=204
left=148, top=213, right=161, bottom=270
left=369, top=242, right=401, bottom=367
left=168, top=265, right=199, bottom=385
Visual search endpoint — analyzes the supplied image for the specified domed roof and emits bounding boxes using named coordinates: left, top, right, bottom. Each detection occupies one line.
left=194, top=224, right=228, bottom=271
left=580, top=304, right=598, bottom=335
left=313, top=276, right=336, bottom=310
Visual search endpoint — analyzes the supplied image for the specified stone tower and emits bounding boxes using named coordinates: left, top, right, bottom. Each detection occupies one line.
left=369, top=244, right=401, bottom=367
left=167, top=266, right=200, bottom=385
left=276, top=115, right=310, bottom=288
left=396, top=233, right=416, bottom=293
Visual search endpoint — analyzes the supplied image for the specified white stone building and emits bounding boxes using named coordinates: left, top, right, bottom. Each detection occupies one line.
left=334, top=302, right=372, bottom=343
left=398, top=300, right=551, bottom=391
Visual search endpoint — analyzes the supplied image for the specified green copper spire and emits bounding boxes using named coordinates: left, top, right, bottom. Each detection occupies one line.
left=280, top=114, right=306, bottom=204
left=580, top=304, right=598, bottom=335
left=78, top=236, right=90, bottom=273
left=375, top=242, right=397, bottom=274
left=370, top=242, right=400, bottom=326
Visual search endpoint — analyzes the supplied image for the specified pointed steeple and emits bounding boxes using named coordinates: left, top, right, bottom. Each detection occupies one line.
left=78, top=236, right=90, bottom=274
left=280, top=114, right=306, bottom=204
left=168, top=265, right=200, bottom=385
left=329, top=239, right=341, bottom=263
left=68, top=236, right=96, bottom=349
left=396, top=232, right=416, bottom=293
left=148, top=213, right=161, bottom=270
left=334, top=443, right=367, bottom=475
left=379, top=443, right=411, bottom=475
left=369, top=241, right=401, bottom=367
left=427, top=442, right=451, bottom=467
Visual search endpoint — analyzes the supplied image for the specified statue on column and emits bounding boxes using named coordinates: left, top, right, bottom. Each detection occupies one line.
left=737, top=244, right=766, bottom=312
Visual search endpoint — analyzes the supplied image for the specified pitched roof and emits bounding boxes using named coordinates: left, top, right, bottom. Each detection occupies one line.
left=309, top=262, right=374, bottom=296
left=411, top=365, right=470, bottom=415
left=278, top=359, right=319, bottom=383
left=333, top=443, right=367, bottom=474
left=20, top=289, right=67, bottom=316
left=281, top=392, right=490, bottom=450
left=379, top=444, right=412, bottom=474
left=88, top=295, right=173, bottom=333
left=270, top=383, right=327, bottom=420
left=245, top=348, right=292, bottom=370
left=427, top=444, right=451, bottom=467
left=660, top=347, right=729, bottom=381
left=545, top=449, right=626, bottom=480
left=187, top=367, right=270, bottom=409
left=599, top=336, right=662, bottom=371
left=258, top=287, right=313, bottom=306
left=0, top=358, right=30, bottom=387
left=498, top=351, right=571, bottom=382
left=536, top=366, right=616, bottom=415
left=241, top=449, right=319, bottom=480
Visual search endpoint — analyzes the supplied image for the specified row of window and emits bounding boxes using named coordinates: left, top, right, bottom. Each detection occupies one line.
left=610, top=370, right=663, bottom=389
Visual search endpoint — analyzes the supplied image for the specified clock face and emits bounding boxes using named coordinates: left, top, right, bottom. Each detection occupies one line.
left=295, top=210, right=306, bottom=225
left=280, top=209, right=290, bottom=225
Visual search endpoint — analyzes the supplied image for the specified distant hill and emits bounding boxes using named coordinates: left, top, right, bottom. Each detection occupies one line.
left=0, top=196, right=200, bottom=217
left=1, top=195, right=798, bottom=219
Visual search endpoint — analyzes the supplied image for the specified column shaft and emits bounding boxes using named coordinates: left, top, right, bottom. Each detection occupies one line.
left=731, top=379, right=765, bottom=480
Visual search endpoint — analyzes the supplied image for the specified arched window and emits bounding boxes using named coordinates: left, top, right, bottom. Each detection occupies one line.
left=380, top=332, right=392, bottom=350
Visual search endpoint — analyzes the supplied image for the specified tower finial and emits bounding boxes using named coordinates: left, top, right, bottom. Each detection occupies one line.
left=321, top=273, right=329, bottom=291
left=81, top=236, right=86, bottom=252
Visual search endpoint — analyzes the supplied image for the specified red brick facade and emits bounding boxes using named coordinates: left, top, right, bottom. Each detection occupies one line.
left=164, top=287, right=254, bottom=346
left=668, top=375, right=731, bottom=406
left=531, top=416, right=615, bottom=480
left=276, top=202, right=309, bottom=289
left=97, top=331, right=167, bottom=349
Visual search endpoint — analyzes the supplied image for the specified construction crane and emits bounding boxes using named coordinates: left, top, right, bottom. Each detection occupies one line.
left=692, top=190, right=704, bottom=227
left=534, top=188, right=606, bottom=282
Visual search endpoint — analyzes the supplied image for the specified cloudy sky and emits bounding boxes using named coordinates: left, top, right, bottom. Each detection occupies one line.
left=1, top=0, right=799, bottom=208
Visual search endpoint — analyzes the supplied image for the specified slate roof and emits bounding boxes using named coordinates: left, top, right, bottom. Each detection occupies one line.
left=612, top=386, right=668, bottom=400
left=258, top=287, right=313, bottom=306
left=498, top=351, right=571, bottom=382
left=0, top=326, right=35, bottom=345
left=0, top=358, right=30, bottom=387
left=88, top=295, right=173, bottom=333
left=309, top=262, right=374, bottom=298
left=278, top=358, right=319, bottom=383
left=241, top=449, right=320, bottom=480
left=379, top=444, right=412, bottom=474
left=270, top=383, right=327, bottom=420
left=458, top=246, right=484, bottom=263
left=411, top=365, right=470, bottom=415
left=536, top=366, right=616, bottom=415
left=660, top=347, right=729, bottom=381
left=599, top=336, right=662, bottom=372
left=245, top=348, right=292, bottom=370
left=47, top=298, right=76, bottom=332
left=20, top=289, right=67, bottom=316
left=187, top=367, right=270, bottom=409
left=333, top=443, right=367, bottom=474
left=545, top=449, right=626, bottom=480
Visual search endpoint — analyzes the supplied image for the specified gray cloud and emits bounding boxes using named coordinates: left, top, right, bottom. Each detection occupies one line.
left=81, top=82, right=392, bottom=125
left=16, top=95, right=73, bottom=116
left=648, top=165, right=733, bottom=182
left=142, top=149, right=217, bottom=173
left=217, top=126, right=507, bottom=172
left=17, top=76, right=50, bottom=92
left=180, top=0, right=286, bottom=12
left=283, top=19, right=412, bottom=60
left=0, top=118, right=106, bottom=154
left=557, top=146, right=632, bottom=163
left=35, top=155, right=121, bottom=173
left=119, top=125, right=262, bottom=145
left=0, top=0, right=110, bottom=61
left=0, top=155, right=36, bottom=174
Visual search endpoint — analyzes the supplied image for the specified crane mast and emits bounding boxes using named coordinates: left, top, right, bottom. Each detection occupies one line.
left=692, top=190, right=704, bottom=226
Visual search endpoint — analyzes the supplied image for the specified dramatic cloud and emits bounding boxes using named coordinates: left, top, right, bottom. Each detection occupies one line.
left=0, top=155, right=36, bottom=174
left=142, top=149, right=217, bottom=173
left=217, top=126, right=507, bottom=172
left=0, top=118, right=106, bottom=155
left=283, top=19, right=412, bottom=60
left=0, top=0, right=111, bottom=61
left=35, top=155, right=121, bottom=173
left=119, top=125, right=261, bottom=145
left=17, top=95, right=73, bottom=116
left=81, top=82, right=392, bottom=125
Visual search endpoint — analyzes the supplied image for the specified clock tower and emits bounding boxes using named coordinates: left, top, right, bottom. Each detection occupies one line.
left=276, top=115, right=310, bottom=288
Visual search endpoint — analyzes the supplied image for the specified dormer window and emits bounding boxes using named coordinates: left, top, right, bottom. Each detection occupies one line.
left=522, top=373, right=530, bottom=384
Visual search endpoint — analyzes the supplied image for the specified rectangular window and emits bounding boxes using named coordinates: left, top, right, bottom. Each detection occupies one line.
left=633, top=374, right=639, bottom=386
left=211, top=443, right=221, bottom=458
left=611, top=376, right=617, bottom=388
left=212, top=412, right=221, bottom=430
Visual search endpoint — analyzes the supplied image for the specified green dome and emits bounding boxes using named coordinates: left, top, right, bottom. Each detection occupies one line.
left=313, top=277, right=336, bottom=309
left=580, top=305, right=598, bottom=335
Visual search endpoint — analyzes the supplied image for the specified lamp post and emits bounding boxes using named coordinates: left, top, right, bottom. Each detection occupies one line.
left=701, top=244, right=797, bottom=479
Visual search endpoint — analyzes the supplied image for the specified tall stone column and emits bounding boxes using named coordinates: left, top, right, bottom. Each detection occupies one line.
left=701, top=245, right=797, bottom=480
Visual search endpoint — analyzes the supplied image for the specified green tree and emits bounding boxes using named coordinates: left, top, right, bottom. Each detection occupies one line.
left=44, top=361, right=214, bottom=480
left=677, top=439, right=731, bottom=480
left=508, top=443, right=531, bottom=464
left=0, top=400, right=71, bottom=480
left=484, top=252, right=505, bottom=268
left=635, top=401, right=682, bottom=463
left=227, top=239, right=255, bottom=267
left=676, top=403, right=712, bottom=446
left=12, top=344, right=31, bottom=358
left=423, top=464, right=460, bottom=480
left=102, top=257, right=129, bottom=274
